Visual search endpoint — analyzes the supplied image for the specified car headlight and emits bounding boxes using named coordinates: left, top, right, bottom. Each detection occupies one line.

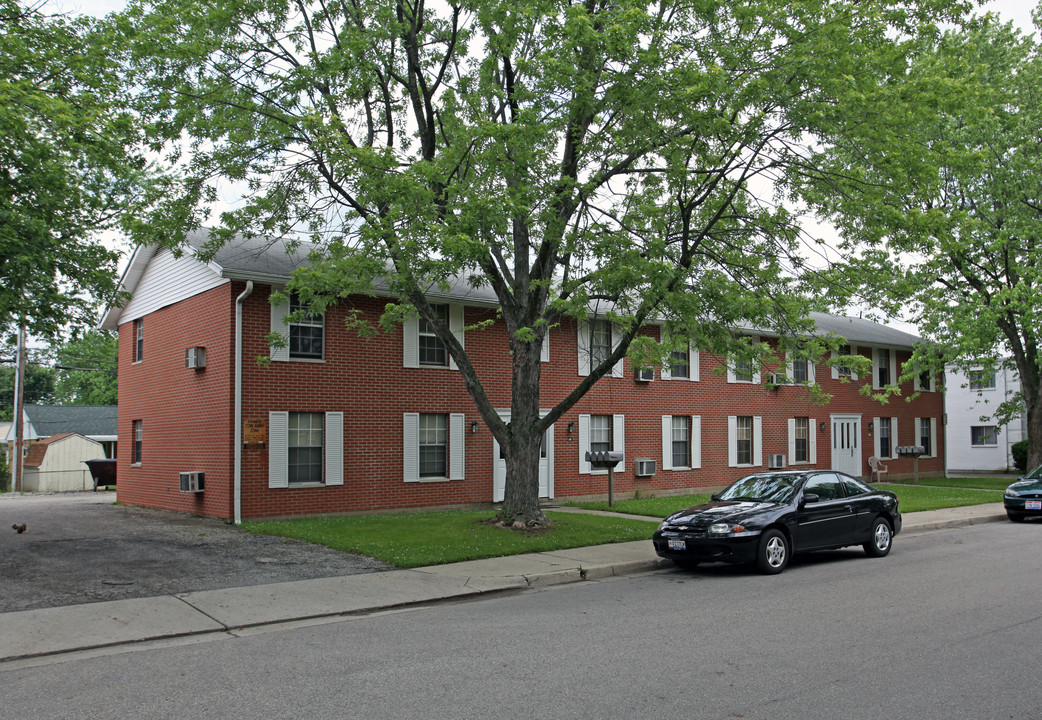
left=658, top=519, right=672, bottom=531
left=709, top=523, right=746, bottom=534
left=1006, top=489, right=1021, bottom=497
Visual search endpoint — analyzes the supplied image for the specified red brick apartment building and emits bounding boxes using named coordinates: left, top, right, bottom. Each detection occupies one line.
left=100, top=231, right=943, bottom=521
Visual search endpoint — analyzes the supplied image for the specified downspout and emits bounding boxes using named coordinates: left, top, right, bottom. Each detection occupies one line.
left=234, top=281, right=254, bottom=525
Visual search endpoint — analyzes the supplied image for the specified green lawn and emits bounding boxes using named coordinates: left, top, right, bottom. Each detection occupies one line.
left=242, top=510, right=656, bottom=568
left=242, top=478, right=1006, bottom=569
left=884, top=476, right=1014, bottom=491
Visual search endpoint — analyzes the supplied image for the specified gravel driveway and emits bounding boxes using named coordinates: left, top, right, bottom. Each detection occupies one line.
left=0, top=492, right=389, bottom=613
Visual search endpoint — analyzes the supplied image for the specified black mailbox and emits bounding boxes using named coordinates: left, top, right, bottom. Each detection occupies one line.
left=896, top=446, right=926, bottom=458
left=586, top=450, right=624, bottom=468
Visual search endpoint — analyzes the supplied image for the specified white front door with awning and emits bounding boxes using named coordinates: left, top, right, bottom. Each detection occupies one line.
left=830, top=414, right=862, bottom=477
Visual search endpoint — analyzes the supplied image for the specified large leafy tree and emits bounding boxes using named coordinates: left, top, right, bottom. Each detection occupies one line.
left=0, top=0, right=148, bottom=337
left=52, top=330, right=119, bottom=406
left=122, top=0, right=964, bottom=525
left=806, top=13, right=1042, bottom=468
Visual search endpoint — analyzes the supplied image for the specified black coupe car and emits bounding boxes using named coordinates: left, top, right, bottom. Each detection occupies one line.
left=653, top=470, right=901, bottom=574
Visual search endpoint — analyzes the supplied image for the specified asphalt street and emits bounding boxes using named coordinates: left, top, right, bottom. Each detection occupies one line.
left=0, top=520, right=1036, bottom=720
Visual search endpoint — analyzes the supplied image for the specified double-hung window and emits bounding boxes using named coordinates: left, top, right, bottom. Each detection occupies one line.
left=403, top=413, right=465, bottom=481
left=661, top=415, right=701, bottom=470
left=578, top=414, right=625, bottom=473
left=669, top=350, right=689, bottom=379
left=577, top=319, right=622, bottom=377
left=875, top=348, right=892, bottom=388
left=670, top=416, right=689, bottom=468
left=727, top=336, right=760, bottom=384
left=793, top=417, right=810, bottom=463
left=289, top=295, right=324, bottom=360
left=268, top=411, right=344, bottom=488
left=133, top=319, right=144, bottom=362
left=878, top=417, right=893, bottom=459
left=590, top=320, right=611, bottom=368
left=132, top=420, right=142, bottom=464
left=916, top=417, right=937, bottom=457
left=728, top=416, right=762, bottom=467
left=968, top=370, right=996, bottom=391
left=419, top=305, right=449, bottom=367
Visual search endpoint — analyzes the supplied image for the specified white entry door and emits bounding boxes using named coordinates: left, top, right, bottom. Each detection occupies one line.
left=830, top=414, right=862, bottom=477
left=493, top=412, right=553, bottom=503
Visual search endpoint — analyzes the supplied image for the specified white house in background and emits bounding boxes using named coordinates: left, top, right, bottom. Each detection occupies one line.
left=945, top=363, right=1025, bottom=473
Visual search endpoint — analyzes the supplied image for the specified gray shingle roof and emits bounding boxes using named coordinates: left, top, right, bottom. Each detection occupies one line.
left=23, top=405, right=118, bottom=439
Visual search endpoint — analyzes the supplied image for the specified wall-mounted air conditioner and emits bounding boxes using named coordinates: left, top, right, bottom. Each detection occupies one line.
left=179, top=471, right=205, bottom=493
left=768, top=454, right=786, bottom=469
left=635, top=367, right=654, bottom=382
left=185, top=347, right=207, bottom=369
left=635, top=458, right=657, bottom=477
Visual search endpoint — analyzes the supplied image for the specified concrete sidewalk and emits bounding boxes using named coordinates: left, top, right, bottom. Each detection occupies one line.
left=0, top=504, right=1006, bottom=664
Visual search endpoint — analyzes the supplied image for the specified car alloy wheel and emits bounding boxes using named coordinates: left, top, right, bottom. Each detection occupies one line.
left=756, top=529, right=788, bottom=574
left=864, top=517, right=892, bottom=558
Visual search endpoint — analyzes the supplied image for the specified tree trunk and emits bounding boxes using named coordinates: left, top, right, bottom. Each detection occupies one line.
left=1012, top=351, right=1042, bottom=471
left=497, top=339, right=551, bottom=528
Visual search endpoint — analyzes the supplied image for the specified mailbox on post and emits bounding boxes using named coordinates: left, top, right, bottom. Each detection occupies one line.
left=896, top=445, right=926, bottom=484
left=586, top=450, right=624, bottom=506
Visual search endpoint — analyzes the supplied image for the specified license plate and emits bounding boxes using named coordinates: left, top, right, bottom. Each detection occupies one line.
left=668, top=539, right=687, bottom=551
left=1027, top=500, right=1041, bottom=510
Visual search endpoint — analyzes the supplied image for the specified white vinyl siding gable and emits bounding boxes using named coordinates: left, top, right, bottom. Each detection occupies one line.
left=268, top=411, right=344, bottom=488
left=118, top=246, right=227, bottom=325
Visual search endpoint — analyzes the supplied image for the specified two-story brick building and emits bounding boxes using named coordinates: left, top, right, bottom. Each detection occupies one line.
left=100, top=231, right=944, bottom=521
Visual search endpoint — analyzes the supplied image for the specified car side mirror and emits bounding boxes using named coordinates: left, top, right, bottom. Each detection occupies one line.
left=711, top=493, right=720, bottom=501
left=802, top=493, right=820, bottom=505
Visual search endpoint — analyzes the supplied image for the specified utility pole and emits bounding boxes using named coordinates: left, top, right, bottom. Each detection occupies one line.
left=12, top=324, right=26, bottom=493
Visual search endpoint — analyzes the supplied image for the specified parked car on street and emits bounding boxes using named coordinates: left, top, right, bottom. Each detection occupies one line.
left=1003, top=465, right=1042, bottom=522
left=653, top=470, right=902, bottom=574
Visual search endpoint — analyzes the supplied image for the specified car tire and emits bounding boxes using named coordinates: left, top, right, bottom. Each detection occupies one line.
left=755, top=529, right=789, bottom=575
left=1007, top=511, right=1026, bottom=523
left=863, top=517, right=893, bottom=557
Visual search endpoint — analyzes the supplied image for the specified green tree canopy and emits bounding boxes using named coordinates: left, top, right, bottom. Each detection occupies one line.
left=805, top=11, right=1042, bottom=467
left=52, top=329, right=118, bottom=406
left=122, top=0, right=966, bottom=524
left=0, top=0, right=149, bottom=337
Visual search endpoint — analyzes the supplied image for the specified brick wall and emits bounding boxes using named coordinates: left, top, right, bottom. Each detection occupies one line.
left=117, top=280, right=945, bottom=520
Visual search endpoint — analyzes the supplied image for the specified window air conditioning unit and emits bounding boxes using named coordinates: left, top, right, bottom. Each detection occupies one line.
left=185, top=346, right=207, bottom=369
left=768, top=454, right=786, bottom=469
left=635, top=458, right=657, bottom=477
left=179, top=471, right=205, bottom=493
left=635, top=367, right=654, bottom=382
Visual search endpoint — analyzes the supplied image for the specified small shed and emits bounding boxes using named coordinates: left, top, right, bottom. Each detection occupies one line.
left=22, top=433, right=106, bottom=492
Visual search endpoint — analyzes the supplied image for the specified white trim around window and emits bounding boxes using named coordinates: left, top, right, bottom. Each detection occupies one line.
left=402, top=412, right=466, bottom=482
left=661, top=339, right=699, bottom=382
left=787, top=417, right=818, bottom=464
left=661, top=415, right=701, bottom=470
left=872, top=348, right=898, bottom=390
left=403, top=305, right=465, bottom=369
left=831, top=344, right=859, bottom=381
left=268, top=411, right=345, bottom=488
left=872, top=416, right=899, bottom=460
left=726, top=335, right=761, bottom=384
left=578, top=413, right=625, bottom=474
left=727, top=415, right=762, bottom=467
left=577, top=319, right=624, bottom=378
left=785, top=352, right=816, bottom=385
left=914, top=416, right=938, bottom=458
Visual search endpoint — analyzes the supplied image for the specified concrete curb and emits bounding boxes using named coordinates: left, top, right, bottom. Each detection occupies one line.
left=0, top=506, right=1009, bottom=664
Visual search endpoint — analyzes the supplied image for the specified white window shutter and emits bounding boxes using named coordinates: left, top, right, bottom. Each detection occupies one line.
left=268, top=411, right=289, bottom=488
left=403, top=413, right=419, bottom=482
left=613, top=414, right=625, bottom=458
left=930, top=418, right=937, bottom=458
left=577, top=321, right=590, bottom=376
left=788, top=418, right=797, bottom=463
left=403, top=315, right=419, bottom=368
left=448, top=305, right=465, bottom=370
left=753, top=416, right=763, bottom=466
left=270, top=293, right=290, bottom=362
left=892, top=417, right=899, bottom=453
left=691, top=348, right=700, bottom=382
left=578, top=414, right=591, bottom=473
left=449, top=413, right=465, bottom=479
left=611, top=326, right=623, bottom=378
left=661, top=416, right=673, bottom=471
left=889, top=353, right=898, bottom=388
left=728, top=416, right=738, bottom=467
left=785, top=352, right=795, bottom=380
left=660, top=329, right=672, bottom=380
left=325, top=412, right=344, bottom=486
left=541, top=332, right=550, bottom=363
left=873, top=417, right=882, bottom=458
left=807, top=360, right=816, bottom=385
left=691, top=415, right=702, bottom=468
left=831, top=350, right=840, bottom=381
left=809, top=419, right=818, bottom=464
left=727, top=366, right=737, bottom=384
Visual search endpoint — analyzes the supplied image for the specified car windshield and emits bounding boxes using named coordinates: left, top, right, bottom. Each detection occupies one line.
left=718, top=474, right=798, bottom=504
left=1025, top=465, right=1042, bottom=480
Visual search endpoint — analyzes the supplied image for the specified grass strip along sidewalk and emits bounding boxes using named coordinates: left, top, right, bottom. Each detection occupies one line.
left=243, top=478, right=1007, bottom=568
